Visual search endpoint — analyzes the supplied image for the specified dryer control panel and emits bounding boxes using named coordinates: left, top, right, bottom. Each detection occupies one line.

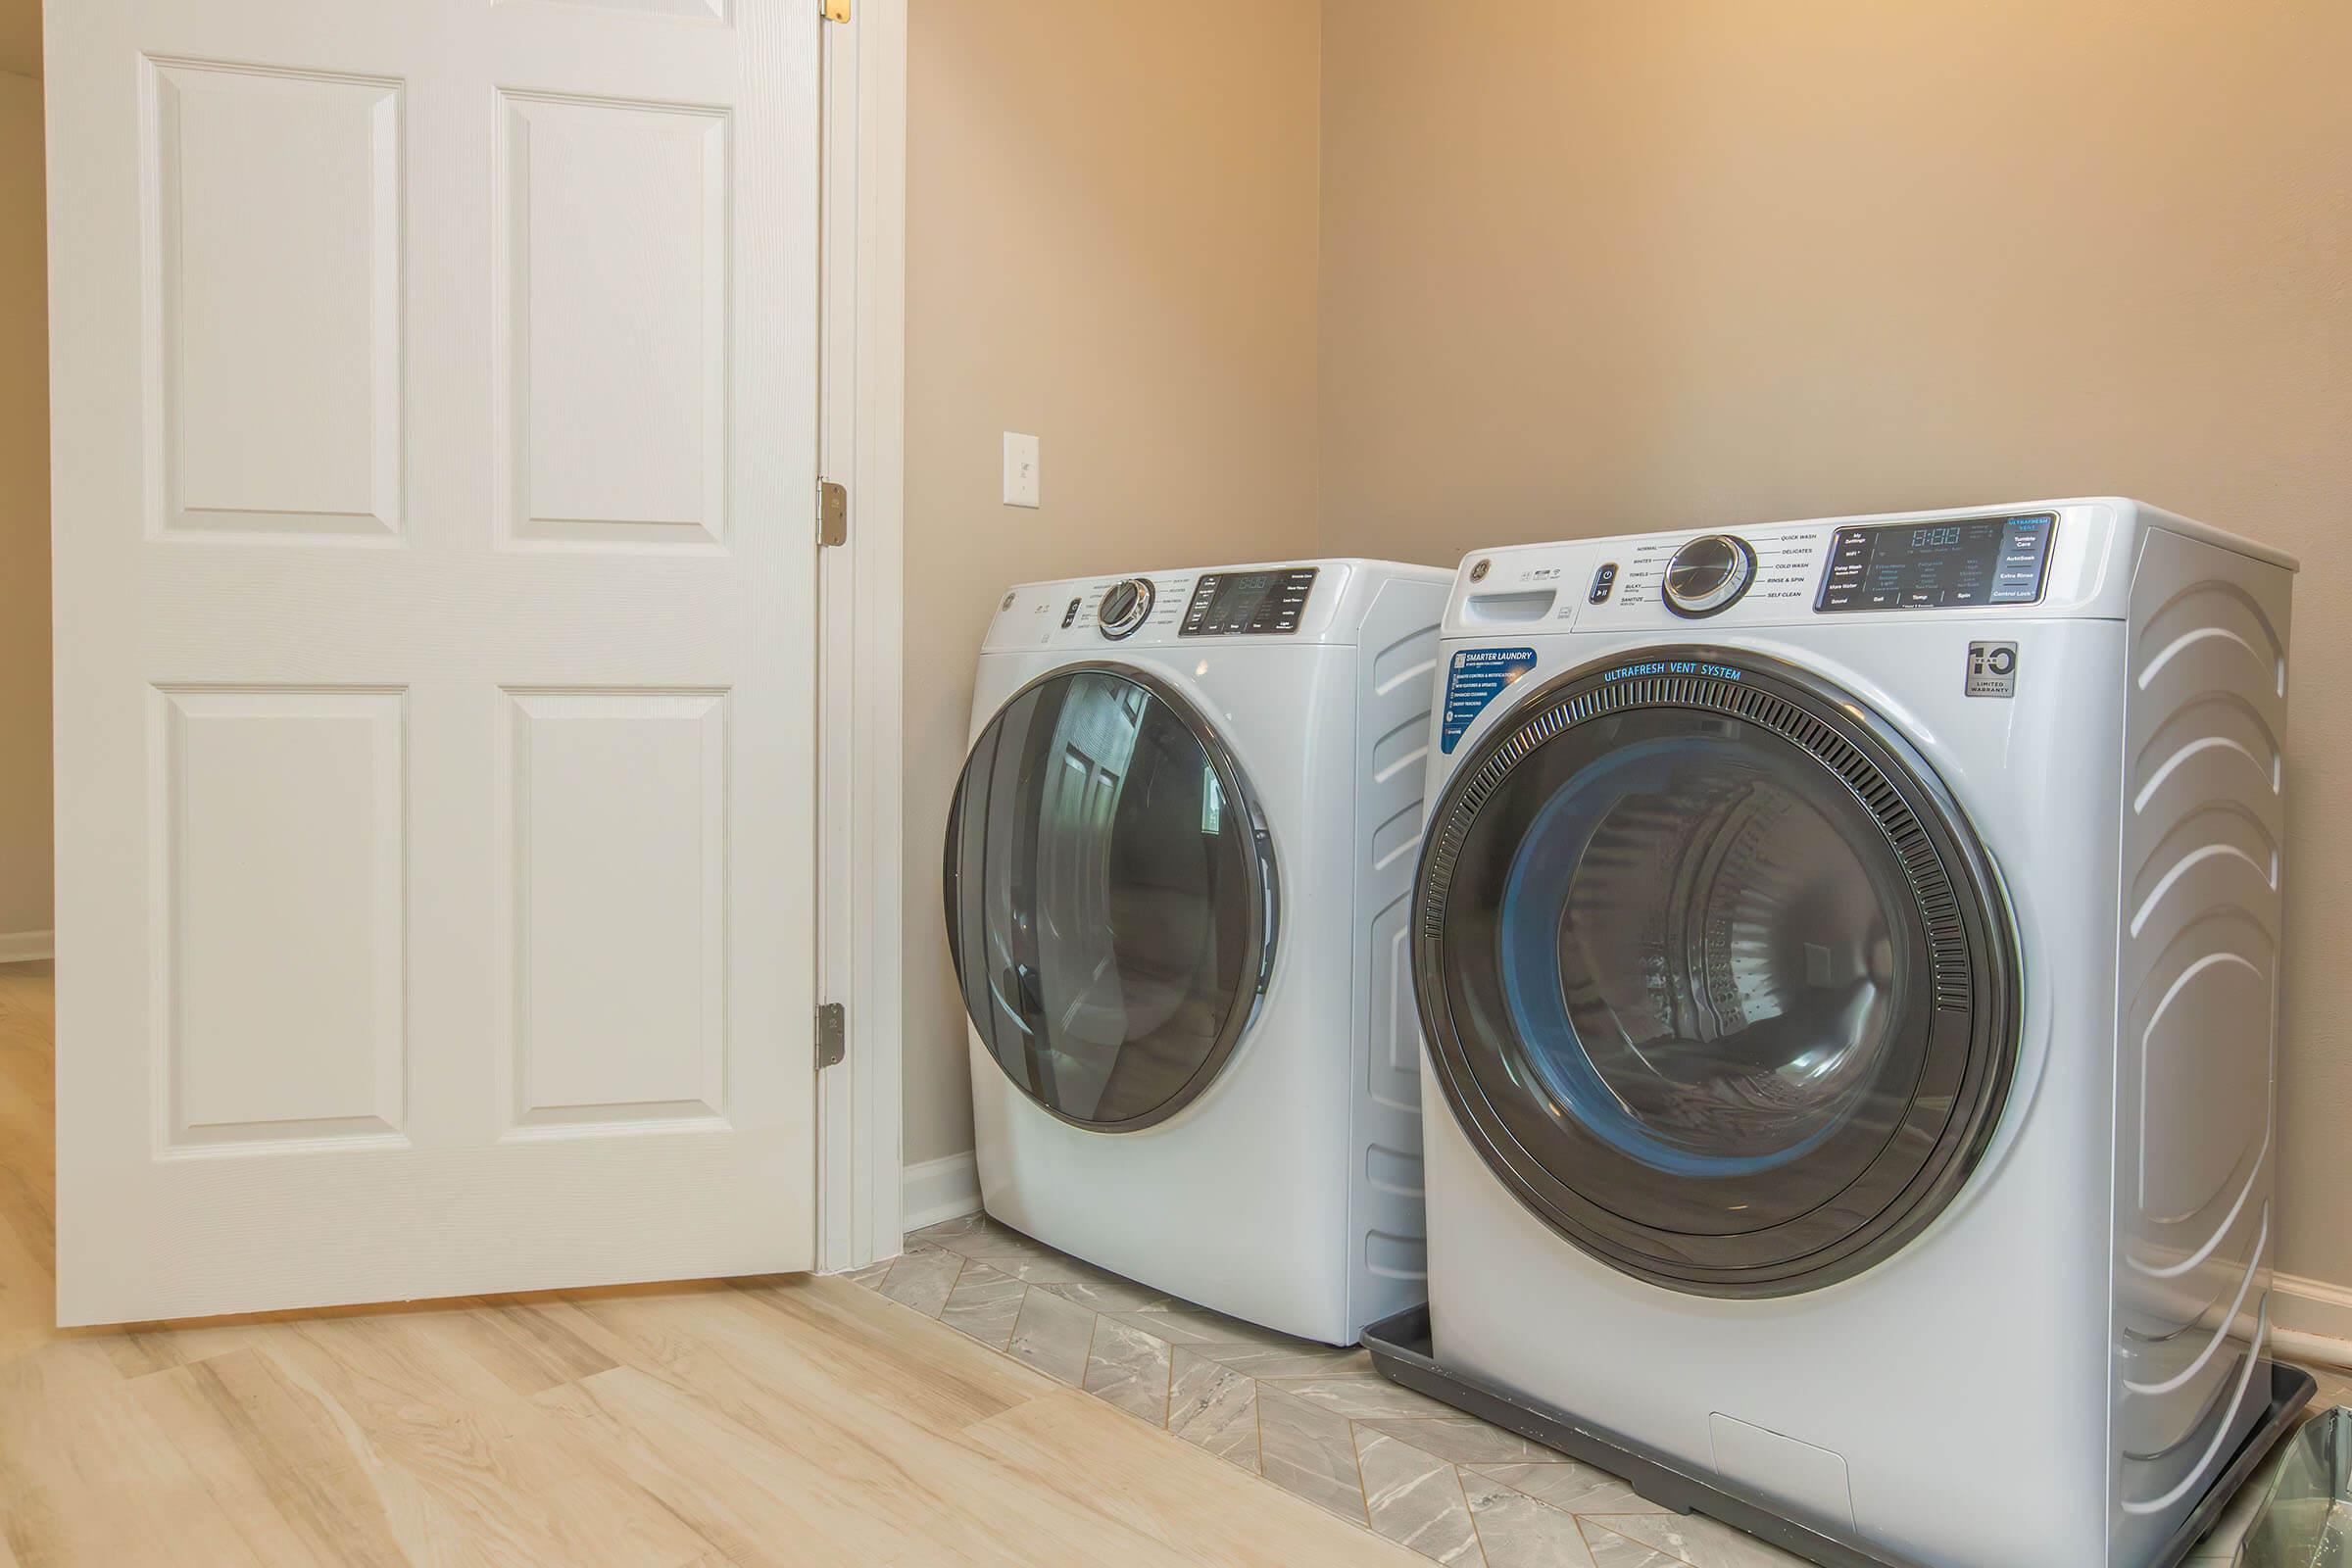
left=1179, top=567, right=1319, bottom=636
left=983, top=562, right=1377, bottom=650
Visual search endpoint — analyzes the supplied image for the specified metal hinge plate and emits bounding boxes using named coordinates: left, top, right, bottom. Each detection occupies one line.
left=821, top=0, right=850, bottom=23
left=816, top=1002, right=846, bottom=1069
left=818, top=479, right=848, bottom=547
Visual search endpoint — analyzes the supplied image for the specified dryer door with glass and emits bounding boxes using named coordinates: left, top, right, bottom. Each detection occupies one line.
left=1414, top=648, right=2020, bottom=1297
left=947, top=663, right=1277, bottom=1133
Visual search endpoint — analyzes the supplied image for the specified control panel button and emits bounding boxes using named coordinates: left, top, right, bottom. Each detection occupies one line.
left=1098, top=576, right=1155, bottom=640
left=1589, top=562, right=1619, bottom=605
left=1661, top=534, right=1757, bottom=618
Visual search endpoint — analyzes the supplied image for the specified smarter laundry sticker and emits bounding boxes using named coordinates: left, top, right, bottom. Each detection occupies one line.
left=1441, top=647, right=1539, bottom=753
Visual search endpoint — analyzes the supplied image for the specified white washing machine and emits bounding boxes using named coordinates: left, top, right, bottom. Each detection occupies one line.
left=1412, top=499, right=2294, bottom=1566
left=947, top=558, right=1451, bottom=1345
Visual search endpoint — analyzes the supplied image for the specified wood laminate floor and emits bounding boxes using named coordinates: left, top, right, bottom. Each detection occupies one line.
left=0, top=962, right=1422, bottom=1567
left=4, top=957, right=2334, bottom=1567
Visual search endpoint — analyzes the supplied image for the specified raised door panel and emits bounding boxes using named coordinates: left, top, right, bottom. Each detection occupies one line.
left=503, top=691, right=729, bottom=1132
left=147, top=61, right=401, bottom=539
left=497, top=92, right=728, bottom=548
left=494, top=0, right=728, bottom=19
left=155, top=688, right=406, bottom=1150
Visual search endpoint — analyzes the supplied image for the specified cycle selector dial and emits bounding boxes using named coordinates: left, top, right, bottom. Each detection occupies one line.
left=1662, top=534, right=1758, bottom=618
left=1098, top=577, right=1155, bottom=639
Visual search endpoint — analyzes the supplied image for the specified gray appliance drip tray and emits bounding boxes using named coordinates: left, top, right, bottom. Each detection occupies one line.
left=2234, top=1404, right=2352, bottom=1566
left=1360, top=1304, right=2315, bottom=1568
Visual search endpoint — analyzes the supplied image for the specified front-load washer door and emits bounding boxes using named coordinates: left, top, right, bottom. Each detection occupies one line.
left=1415, top=648, right=2019, bottom=1298
left=946, top=663, right=1277, bottom=1133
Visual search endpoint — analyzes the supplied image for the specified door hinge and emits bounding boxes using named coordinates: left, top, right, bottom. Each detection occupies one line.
left=821, top=0, right=851, bottom=23
left=816, top=1002, right=847, bottom=1070
left=817, top=478, right=849, bottom=547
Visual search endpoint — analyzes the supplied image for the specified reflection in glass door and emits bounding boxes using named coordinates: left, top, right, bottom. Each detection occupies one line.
left=949, top=667, right=1275, bottom=1131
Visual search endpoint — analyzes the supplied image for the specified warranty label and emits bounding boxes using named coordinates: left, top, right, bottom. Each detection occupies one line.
left=1966, top=641, right=2019, bottom=698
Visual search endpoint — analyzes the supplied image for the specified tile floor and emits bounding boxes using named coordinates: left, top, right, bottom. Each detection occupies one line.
left=850, top=1212, right=2352, bottom=1568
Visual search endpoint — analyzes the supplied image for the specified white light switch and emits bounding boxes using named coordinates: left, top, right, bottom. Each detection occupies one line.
left=1003, top=431, right=1040, bottom=509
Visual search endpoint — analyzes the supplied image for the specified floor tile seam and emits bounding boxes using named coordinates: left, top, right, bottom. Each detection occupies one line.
left=1163, top=1343, right=1188, bottom=1442
left=1342, top=1407, right=1379, bottom=1535
left=939, top=1250, right=972, bottom=1316
left=1082, top=1298, right=1103, bottom=1391
left=1459, top=1446, right=1494, bottom=1568
left=1577, top=1513, right=1703, bottom=1568
left=1354, top=1415, right=1496, bottom=1568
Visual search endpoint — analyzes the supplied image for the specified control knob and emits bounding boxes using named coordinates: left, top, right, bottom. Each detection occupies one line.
left=1098, top=577, right=1155, bottom=640
left=1661, top=534, right=1757, bottom=618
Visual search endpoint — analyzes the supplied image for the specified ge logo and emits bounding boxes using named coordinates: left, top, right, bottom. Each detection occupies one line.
left=1966, top=640, right=2019, bottom=698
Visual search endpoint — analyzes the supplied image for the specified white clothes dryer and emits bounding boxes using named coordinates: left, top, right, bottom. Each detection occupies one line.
left=948, top=559, right=1450, bottom=1344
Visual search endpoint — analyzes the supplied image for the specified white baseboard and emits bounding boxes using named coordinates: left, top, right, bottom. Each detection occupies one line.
left=0, top=930, right=52, bottom=964
left=2275, top=1272, right=2352, bottom=1369
left=902, top=1152, right=981, bottom=1233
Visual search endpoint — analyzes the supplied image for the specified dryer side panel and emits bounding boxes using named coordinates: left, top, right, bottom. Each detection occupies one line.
left=1345, top=574, right=1448, bottom=1337
left=2111, top=526, right=2293, bottom=1560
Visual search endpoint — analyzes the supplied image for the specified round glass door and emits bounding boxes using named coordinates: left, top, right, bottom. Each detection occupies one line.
left=946, top=665, right=1276, bottom=1132
left=1414, top=650, right=2019, bottom=1297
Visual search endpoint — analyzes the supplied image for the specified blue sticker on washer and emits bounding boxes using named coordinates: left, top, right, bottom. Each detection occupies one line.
left=1441, top=647, right=1538, bottom=753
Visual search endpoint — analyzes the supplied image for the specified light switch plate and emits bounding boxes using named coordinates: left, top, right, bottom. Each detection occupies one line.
left=1003, top=431, right=1040, bottom=509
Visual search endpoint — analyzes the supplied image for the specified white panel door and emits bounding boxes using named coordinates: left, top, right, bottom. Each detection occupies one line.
left=48, top=0, right=820, bottom=1324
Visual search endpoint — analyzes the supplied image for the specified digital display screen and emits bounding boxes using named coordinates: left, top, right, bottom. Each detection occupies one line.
left=1210, top=573, right=1280, bottom=624
left=1816, top=514, right=2055, bottom=612
left=1181, top=567, right=1319, bottom=636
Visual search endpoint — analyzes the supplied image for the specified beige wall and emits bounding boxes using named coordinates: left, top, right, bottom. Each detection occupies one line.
left=0, top=1, right=35, bottom=80
left=0, top=69, right=49, bottom=948
left=1317, top=3, right=2352, bottom=1285
left=901, top=0, right=1323, bottom=1164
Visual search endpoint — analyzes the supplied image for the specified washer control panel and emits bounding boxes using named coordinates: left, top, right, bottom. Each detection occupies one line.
left=1816, top=513, right=2056, bottom=612
left=1179, top=566, right=1319, bottom=637
left=1447, top=503, right=2119, bottom=634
